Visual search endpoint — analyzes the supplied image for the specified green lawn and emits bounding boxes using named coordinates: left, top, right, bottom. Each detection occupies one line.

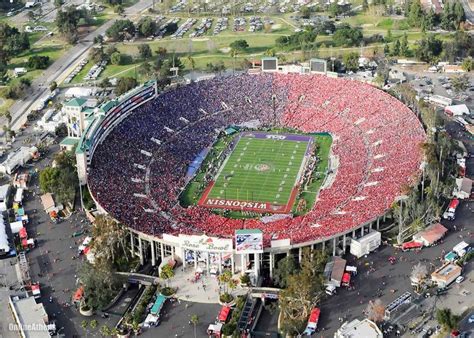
left=207, top=134, right=308, bottom=206
left=294, top=134, right=332, bottom=215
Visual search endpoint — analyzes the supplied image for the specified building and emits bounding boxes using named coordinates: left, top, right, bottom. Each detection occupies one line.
left=0, top=214, right=11, bottom=255
left=335, top=318, right=383, bottom=338
left=453, top=177, right=472, bottom=199
left=443, top=64, right=465, bottom=73
left=350, top=231, right=381, bottom=258
left=8, top=295, right=52, bottom=338
left=445, top=104, right=470, bottom=116
left=431, top=263, right=462, bottom=287
left=413, top=223, right=448, bottom=246
left=62, top=98, right=95, bottom=138
left=324, top=256, right=347, bottom=287
left=64, top=87, right=97, bottom=99
left=40, top=193, right=56, bottom=213
left=0, top=147, right=38, bottom=175
left=13, top=67, right=27, bottom=77
left=0, top=184, right=11, bottom=211
left=13, top=172, right=30, bottom=190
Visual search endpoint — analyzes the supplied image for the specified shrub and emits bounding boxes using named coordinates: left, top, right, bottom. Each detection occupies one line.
left=219, top=292, right=233, bottom=303
left=161, top=287, right=175, bottom=296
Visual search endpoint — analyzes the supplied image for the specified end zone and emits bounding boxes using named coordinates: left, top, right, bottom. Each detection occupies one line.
left=198, top=181, right=299, bottom=214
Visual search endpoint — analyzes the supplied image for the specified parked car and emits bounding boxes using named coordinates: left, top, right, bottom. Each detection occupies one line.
left=455, top=276, right=464, bottom=283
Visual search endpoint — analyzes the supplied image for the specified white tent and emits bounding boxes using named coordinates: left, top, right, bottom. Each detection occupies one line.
left=445, top=104, right=469, bottom=116
left=0, top=218, right=10, bottom=254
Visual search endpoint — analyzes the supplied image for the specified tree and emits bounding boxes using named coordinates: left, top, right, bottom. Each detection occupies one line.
left=90, top=320, right=98, bottom=329
left=54, top=0, right=63, bottom=7
left=39, top=167, right=60, bottom=194
left=90, top=215, right=130, bottom=265
left=190, top=314, right=199, bottom=338
left=392, top=39, right=401, bottom=56
left=328, top=2, right=343, bottom=17
left=300, top=6, right=312, bottom=19
left=160, top=264, right=174, bottom=286
left=110, top=52, right=125, bottom=65
left=386, top=29, right=393, bottom=42
left=28, top=55, right=50, bottom=69
left=55, top=7, right=88, bottom=43
left=229, top=39, right=249, bottom=52
left=99, top=325, right=111, bottom=336
left=344, top=52, right=359, bottom=72
left=55, top=123, right=68, bottom=138
left=89, top=47, right=106, bottom=63
left=218, top=269, right=233, bottom=293
left=186, top=55, right=195, bottom=71
left=137, top=16, right=157, bottom=37
left=333, top=24, right=363, bottom=47
left=79, top=260, right=125, bottom=310
left=461, top=57, right=474, bottom=72
left=49, top=81, right=58, bottom=92
left=106, top=19, right=135, bottom=41
left=451, top=74, right=469, bottom=93
left=362, top=0, right=369, bottom=11
left=415, top=34, right=442, bottom=63
left=408, top=0, right=423, bottom=27
left=138, top=44, right=152, bottom=59
left=411, top=262, right=428, bottom=291
left=384, top=43, right=390, bottom=55
left=273, top=256, right=298, bottom=288
left=115, top=77, right=138, bottom=95
left=400, top=33, right=409, bottom=56
left=366, top=299, right=385, bottom=323
left=99, top=77, right=111, bottom=88
left=279, top=249, right=327, bottom=335
left=436, top=308, right=460, bottom=330
left=138, top=62, right=153, bottom=77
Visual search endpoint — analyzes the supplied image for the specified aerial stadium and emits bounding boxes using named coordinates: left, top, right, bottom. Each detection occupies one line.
left=75, top=61, right=425, bottom=278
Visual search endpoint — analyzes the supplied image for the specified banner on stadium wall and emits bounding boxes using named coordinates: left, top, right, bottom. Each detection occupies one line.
left=163, top=234, right=233, bottom=253
left=235, top=229, right=263, bottom=254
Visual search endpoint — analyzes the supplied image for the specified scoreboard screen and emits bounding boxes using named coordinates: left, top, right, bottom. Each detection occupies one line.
left=310, top=59, right=327, bottom=74
left=262, top=58, right=278, bottom=72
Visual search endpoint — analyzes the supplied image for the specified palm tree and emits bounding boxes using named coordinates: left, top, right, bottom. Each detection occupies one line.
left=81, top=320, right=89, bottom=337
left=187, top=55, right=195, bottom=72
left=411, top=263, right=428, bottom=292
left=99, top=325, right=110, bottom=337
left=365, top=299, right=385, bottom=323
left=190, top=314, right=199, bottom=338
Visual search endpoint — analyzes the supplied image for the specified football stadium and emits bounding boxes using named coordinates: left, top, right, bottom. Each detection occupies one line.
left=75, top=67, right=425, bottom=277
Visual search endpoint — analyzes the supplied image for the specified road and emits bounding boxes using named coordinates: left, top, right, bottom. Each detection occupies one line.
left=1, top=0, right=154, bottom=134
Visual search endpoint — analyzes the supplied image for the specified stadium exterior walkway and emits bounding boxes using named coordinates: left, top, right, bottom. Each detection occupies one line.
left=171, top=268, right=247, bottom=304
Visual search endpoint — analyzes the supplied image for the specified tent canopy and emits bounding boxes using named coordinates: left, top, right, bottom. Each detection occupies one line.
left=150, top=294, right=166, bottom=315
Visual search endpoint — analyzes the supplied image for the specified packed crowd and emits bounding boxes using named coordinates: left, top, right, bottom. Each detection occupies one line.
left=88, top=73, right=425, bottom=246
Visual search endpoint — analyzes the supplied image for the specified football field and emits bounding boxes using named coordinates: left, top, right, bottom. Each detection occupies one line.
left=199, top=133, right=311, bottom=213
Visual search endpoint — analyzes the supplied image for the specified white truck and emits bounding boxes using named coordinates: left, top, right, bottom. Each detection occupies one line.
left=443, top=199, right=459, bottom=220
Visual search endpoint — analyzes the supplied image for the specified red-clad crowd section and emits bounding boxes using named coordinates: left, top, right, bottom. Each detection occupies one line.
left=88, top=73, right=425, bottom=247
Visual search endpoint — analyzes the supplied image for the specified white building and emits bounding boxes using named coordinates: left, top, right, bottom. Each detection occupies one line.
left=0, top=184, right=10, bottom=211
left=0, top=214, right=10, bottom=255
left=453, top=177, right=472, bottom=199
left=335, top=318, right=383, bottom=338
left=8, top=295, right=52, bottom=338
left=0, top=147, right=38, bottom=175
left=350, top=231, right=381, bottom=258
left=445, top=104, right=469, bottom=116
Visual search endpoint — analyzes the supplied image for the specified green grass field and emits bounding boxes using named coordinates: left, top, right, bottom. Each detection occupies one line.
left=206, top=135, right=308, bottom=206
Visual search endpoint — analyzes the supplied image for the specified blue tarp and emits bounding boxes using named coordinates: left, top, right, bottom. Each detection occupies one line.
left=186, top=148, right=210, bottom=179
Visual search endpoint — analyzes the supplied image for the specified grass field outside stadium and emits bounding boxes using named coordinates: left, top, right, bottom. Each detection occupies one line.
left=180, top=130, right=332, bottom=217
